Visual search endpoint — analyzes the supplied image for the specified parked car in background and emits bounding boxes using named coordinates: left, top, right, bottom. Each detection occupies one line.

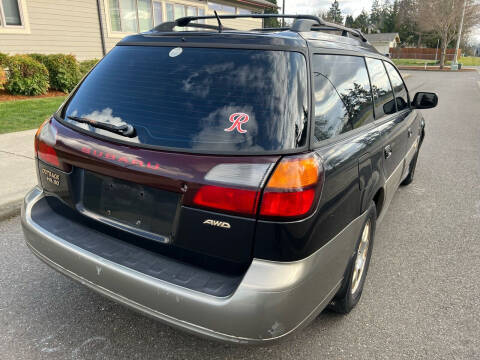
left=21, top=14, right=438, bottom=343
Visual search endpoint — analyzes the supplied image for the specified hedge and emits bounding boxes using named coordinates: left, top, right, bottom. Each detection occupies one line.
left=79, top=59, right=99, bottom=78
left=0, top=52, right=8, bottom=67
left=4, top=55, right=49, bottom=96
left=30, top=53, right=80, bottom=93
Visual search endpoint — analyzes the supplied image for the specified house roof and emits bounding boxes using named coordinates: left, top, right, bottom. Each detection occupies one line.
left=235, top=0, right=279, bottom=8
left=365, top=33, right=400, bottom=43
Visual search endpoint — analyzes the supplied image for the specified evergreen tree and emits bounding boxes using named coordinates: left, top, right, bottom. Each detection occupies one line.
left=263, top=0, right=280, bottom=28
left=345, top=15, right=355, bottom=28
left=370, top=0, right=382, bottom=28
left=380, top=0, right=397, bottom=32
left=325, top=0, right=344, bottom=25
left=353, top=10, right=369, bottom=33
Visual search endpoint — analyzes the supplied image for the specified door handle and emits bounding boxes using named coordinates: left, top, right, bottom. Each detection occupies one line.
left=408, top=128, right=413, bottom=138
left=384, top=145, right=392, bottom=159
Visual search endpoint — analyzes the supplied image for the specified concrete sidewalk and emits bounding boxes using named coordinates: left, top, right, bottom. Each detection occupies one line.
left=0, top=129, right=37, bottom=220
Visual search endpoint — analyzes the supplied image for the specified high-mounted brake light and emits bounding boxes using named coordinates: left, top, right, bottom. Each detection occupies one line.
left=259, top=154, right=323, bottom=219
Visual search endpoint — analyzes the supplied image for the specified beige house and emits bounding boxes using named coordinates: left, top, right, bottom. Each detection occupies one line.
left=0, top=0, right=275, bottom=60
left=364, top=32, right=400, bottom=56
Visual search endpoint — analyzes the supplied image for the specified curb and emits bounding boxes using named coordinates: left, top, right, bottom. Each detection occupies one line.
left=396, top=66, right=476, bottom=72
left=0, top=198, right=23, bottom=222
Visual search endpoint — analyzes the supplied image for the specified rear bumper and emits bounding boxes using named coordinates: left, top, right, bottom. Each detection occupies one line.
left=21, top=187, right=365, bottom=343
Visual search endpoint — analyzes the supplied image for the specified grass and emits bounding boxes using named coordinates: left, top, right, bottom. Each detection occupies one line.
left=0, top=96, right=66, bottom=134
left=392, top=58, right=438, bottom=66
left=393, top=56, right=480, bottom=67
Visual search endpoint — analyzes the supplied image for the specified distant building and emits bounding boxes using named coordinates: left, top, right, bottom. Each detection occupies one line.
left=0, top=0, right=276, bottom=60
left=364, top=32, right=400, bottom=56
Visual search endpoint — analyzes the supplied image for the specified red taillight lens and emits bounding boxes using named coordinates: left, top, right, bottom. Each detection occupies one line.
left=34, top=118, right=69, bottom=171
left=193, top=185, right=260, bottom=216
left=36, top=139, right=60, bottom=167
left=191, top=154, right=323, bottom=219
left=260, top=189, right=316, bottom=217
left=259, top=154, right=323, bottom=219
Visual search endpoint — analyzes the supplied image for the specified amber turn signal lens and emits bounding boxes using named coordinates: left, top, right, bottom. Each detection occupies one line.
left=266, top=155, right=320, bottom=189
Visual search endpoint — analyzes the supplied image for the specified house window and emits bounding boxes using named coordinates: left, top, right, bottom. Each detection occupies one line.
left=153, top=1, right=162, bottom=26
left=208, top=2, right=235, bottom=14
left=0, top=0, right=23, bottom=27
left=156, top=2, right=205, bottom=26
left=238, top=8, right=252, bottom=15
left=108, top=0, right=153, bottom=33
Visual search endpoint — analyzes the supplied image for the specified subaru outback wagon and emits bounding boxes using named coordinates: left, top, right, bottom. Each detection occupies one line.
left=21, top=14, right=438, bottom=343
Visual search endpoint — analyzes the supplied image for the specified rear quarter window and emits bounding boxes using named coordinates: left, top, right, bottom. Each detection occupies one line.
left=312, top=54, right=374, bottom=142
left=62, top=46, right=309, bottom=154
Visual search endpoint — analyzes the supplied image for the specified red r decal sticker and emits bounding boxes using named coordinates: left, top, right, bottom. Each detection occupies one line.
left=224, top=113, right=249, bottom=134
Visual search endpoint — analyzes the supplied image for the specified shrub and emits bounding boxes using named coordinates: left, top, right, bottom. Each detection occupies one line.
left=4, top=55, right=49, bottom=96
left=0, top=52, right=8, bottom=67
left=79, top=59, right=99, bottom=78
left=0, top=67, right=6, bottom=87
left=30, top=53, right=80, bottom=93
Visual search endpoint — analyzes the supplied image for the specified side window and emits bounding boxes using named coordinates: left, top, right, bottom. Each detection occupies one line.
left=313, top=55, right=374, bottom=138
left=313, top=74, right=351, bottom=141
left=365, top=58, right=395, bottom=118
left=384, top=62, right=409, bottom=111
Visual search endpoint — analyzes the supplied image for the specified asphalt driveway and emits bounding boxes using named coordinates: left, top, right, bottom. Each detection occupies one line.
left=1, top=70, right=479, bottom=359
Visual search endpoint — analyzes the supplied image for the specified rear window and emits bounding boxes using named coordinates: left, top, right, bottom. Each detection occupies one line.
left=62, top=46, right=308, bottom=154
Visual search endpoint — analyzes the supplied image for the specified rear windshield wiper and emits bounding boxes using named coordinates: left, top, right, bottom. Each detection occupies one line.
left=67, top=116, right=136, bottom=138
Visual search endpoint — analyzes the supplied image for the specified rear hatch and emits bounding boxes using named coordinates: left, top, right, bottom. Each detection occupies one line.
left=35, top=44, right=309, bottom=271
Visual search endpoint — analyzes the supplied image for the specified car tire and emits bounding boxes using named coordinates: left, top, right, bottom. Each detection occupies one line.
left=328, top=201, right=376, bottom=314
left=401, top=150, right=419, bottom=186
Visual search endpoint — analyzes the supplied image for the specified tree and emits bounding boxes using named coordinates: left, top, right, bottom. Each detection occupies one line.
left=418, top=0, right=480, bottom=68
left=353, top=10, right=370, bottom=33
left=325, top=0, right=344, bottom=25
left=345, top=15, right=355, bottom=28
left=263, top=0, right=280, bottom=28
left=380, top=0, right=399, bottom=33
left=397, top=0, right=420, bottom=46
left=370, top=0, right=382, bottom=28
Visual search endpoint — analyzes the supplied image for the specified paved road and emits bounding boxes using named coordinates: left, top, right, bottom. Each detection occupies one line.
left=1, top=71, right=479, bottom=359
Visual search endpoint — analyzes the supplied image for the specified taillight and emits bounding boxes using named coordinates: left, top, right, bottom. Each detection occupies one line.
left=193, top=185, right=260, bottom=216
left=259, top=153, right=323, bottom=219
left=191, top=153, right=323, bottom=220
left=192, top=163, right=272, bottom=217
left=35, top=118, right=70, bottom=171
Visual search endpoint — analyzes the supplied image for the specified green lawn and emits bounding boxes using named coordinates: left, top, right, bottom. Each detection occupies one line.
left=393, top=56, right=480, bottom=67
left=0, top=96, right=66, bottom=134
left=392, top=58, right=438, bottom=66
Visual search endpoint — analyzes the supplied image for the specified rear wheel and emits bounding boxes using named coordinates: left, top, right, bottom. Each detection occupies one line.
left=329, top=201, right=376, bottom=314
left=401, top=150, right=419, bottom=186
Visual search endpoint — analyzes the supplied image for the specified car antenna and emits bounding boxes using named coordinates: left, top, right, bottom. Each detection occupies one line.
left=213, top=10, right=223, bottom=33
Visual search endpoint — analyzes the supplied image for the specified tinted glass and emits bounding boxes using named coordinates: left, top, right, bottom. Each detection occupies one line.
left=313, top=72, right=351, bottom=141
left=384, top=62, right=409, bottom=111
left=366, top=58, right=395, bottom=118
left=314, top=55, right=374, bottom=129
left=63, top=46, right=308, bottom=154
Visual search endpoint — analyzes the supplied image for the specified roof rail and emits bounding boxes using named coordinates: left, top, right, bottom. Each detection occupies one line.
left=152, top=14, right=368, bottom=43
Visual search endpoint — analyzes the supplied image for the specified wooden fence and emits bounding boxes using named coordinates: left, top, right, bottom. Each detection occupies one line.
left=389, top=47, right=461, bottom=61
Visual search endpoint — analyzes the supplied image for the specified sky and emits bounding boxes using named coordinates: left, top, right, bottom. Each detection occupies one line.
left=282, top=0, right=374, bottom=17
left=281, top=0, right=480, bottom=45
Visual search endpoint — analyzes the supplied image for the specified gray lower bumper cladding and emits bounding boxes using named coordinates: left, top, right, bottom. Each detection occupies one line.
left=21, top=187, right=366, bottom=343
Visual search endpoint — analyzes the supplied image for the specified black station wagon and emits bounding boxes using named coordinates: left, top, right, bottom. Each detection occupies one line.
left=21, top=14, right=438, bottom=343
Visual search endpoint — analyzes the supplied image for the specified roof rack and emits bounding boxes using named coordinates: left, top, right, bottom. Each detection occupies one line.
left=152, top=14, right=369, bottom=43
